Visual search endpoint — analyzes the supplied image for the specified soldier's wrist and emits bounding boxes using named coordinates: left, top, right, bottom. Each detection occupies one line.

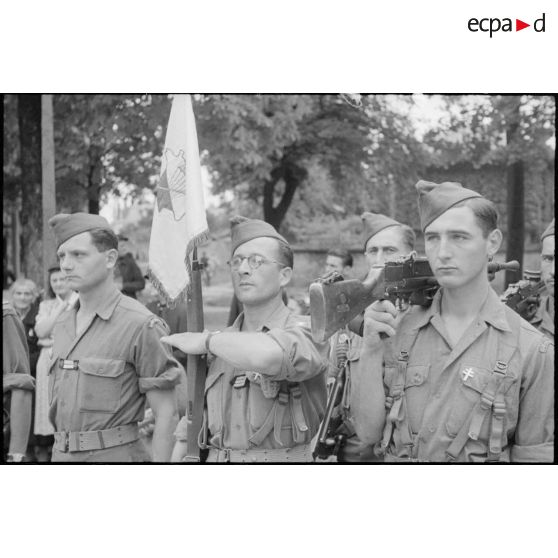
left=205, top=331, right=222, bottom=354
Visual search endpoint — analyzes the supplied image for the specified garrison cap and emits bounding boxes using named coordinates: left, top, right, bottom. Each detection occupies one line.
left=415, top=180, right=482, bottom=231
left=361, top=212, right=402, bottom=249
left=230, top=216, right=288, bottom=255
left=541, top=219, right=555, bottom=242
left=48, top=212, right=113, bottom=248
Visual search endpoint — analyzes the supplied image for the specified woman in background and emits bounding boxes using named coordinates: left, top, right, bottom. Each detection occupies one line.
left=33, top=265, right=78, bottom=462
left=9, top=277, right=41, bottom=460
left=9, top=278, right=41, bottom=376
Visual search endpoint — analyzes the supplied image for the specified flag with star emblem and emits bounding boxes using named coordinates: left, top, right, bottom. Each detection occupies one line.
left=148, top=94, right=209, bottom=302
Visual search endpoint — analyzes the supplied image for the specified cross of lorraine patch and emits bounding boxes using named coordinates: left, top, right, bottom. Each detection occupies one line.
left=461, top=366, right=476, bottom=382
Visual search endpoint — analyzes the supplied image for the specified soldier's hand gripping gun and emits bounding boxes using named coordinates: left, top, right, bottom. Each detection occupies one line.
left=501, top=270, right=545, bottom=321
left=309, top=255, right=520, bottom=343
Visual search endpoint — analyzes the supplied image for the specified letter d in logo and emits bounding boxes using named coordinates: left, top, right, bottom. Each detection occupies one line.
left=534, top=13, right=546, bottom=32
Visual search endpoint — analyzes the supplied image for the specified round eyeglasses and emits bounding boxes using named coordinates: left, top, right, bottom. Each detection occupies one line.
left=227, top=254, right=286, bottom=271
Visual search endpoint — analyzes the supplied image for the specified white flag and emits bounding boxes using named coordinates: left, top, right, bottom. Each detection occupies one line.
left=148, top=94, right=209, bottom=302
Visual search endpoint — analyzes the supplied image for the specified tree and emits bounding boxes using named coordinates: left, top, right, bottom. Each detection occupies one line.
left=3, top=94, right=170, bottom=279
left=422, top=94, right=555, bottom=280
left=195, top=95, right=368, bottom=231
left=53, top=94, right=169, bottom=213
left=17, top=95, right=43, bottom=283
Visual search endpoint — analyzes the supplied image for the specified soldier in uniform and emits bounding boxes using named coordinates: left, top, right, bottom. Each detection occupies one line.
left=3, top=301, right=35, bottom=462
left=353, top=181, right=554, bottom=462
left=324, top=247, right=353, bottom=277
left=48, top=213, right=183, bottom=462
left=164, top=216, right=329, bottom=463
left=531, top=219, right=554, bottom=341
left=329, top=212, right=416, bottom=462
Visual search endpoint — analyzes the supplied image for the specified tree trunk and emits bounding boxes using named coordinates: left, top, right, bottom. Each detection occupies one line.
left=87, top=146, right=102, bottom=214
left=504, top=106, right=525, bottom=288
left=388, top=175, right=397, bottom=219
left=17, top=94, right=43, bottom=285
left=263, top=162, right=305, bottom=230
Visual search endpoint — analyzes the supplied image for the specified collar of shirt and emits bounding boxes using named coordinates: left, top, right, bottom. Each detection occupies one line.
left=71, top=289, right=122, bottom=321
left=230, top=303, right=291, bottom=333
left=410, top=286, right=512, bottom=333
left=532, top=293, right=554, bottom=333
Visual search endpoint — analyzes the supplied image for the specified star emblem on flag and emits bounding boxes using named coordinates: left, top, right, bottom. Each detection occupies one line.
left=156, top=147, right=187, bottom=220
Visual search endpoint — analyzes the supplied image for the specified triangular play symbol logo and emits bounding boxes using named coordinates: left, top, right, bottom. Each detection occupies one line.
left=516, top=19, right=530, bottom=31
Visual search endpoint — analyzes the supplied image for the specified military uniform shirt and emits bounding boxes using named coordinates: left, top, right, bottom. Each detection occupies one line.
left=202, top=304, right=328, bottom=451
left=530, top=293, right=554, bottom=342
left=48, top=289, right=182, bottom=433
left=382, top=287, right=554, bottom=462
left=3, top=301, right=34, bottom=390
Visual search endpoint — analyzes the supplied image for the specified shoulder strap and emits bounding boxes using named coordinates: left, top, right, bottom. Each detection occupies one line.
left=445, top=311, right=522, bottom=462
left=379, top=327, right=421, bottom=455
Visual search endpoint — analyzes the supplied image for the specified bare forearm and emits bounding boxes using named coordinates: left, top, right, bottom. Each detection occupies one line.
left=210, top=332, right=283, bottom=373
left=350, top=346, right=386, bottom=445
left=9, top=390, right=32, bottom=455
left=151, top=410, right=178, bottom=462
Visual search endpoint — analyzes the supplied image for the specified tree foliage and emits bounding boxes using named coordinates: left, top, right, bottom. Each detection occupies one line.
left=3, top=94, right=554, bottom=281
left=423, top=95, right=555, bottom=243
left=53, top=94, right=170, bottom=213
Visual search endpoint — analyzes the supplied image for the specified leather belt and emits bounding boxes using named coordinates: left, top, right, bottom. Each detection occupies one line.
left=207, top=444, right=313, bottom=463
left=53, top=423, right=139, bottom=453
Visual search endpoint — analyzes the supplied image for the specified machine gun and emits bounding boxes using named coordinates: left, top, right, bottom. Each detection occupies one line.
left=313, top=364, right=347, bottom=461
left=309, top=255, right=520, bottom=343
left=501, top=270, right=545, bottom=321
left=313, top=336, right=350, bottom=461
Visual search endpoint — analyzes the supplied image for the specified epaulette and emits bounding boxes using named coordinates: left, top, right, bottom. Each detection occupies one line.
left=538, top=338, right=553, bottom=353
left=294, top=315, right=311, bottom=328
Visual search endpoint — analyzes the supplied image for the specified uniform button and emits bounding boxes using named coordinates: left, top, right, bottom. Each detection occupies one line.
left=428, top=426, right=436, bottom=433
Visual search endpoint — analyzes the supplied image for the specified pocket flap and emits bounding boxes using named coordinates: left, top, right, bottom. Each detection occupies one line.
left=459, top=365, right=491, bottom=393
left=79, top=358, right=126, bottom=378
left=404, top=364, right=430, bottom=387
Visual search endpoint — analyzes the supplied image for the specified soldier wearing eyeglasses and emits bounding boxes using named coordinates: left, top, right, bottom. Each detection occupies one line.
left=163, top=216, right=329, bottom=463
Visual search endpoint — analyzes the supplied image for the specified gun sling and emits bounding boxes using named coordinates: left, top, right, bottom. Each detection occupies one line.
left=445, top=311, right=521, bottom=462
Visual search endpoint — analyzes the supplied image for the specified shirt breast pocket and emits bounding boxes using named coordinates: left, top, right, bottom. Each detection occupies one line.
left=78, top=358, right=126, bottom=413
left=445, top=365, right=491, bottom=438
